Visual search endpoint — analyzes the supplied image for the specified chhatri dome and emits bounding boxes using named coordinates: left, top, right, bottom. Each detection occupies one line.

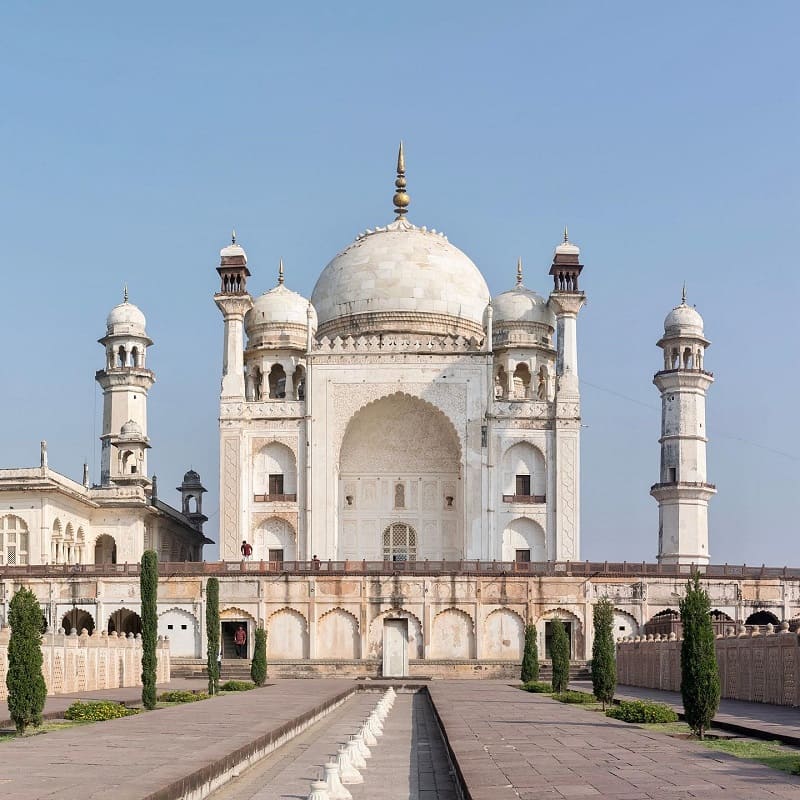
left=106, top=287, right=147, bottom=336
left=492, top=257, right=556, bottom=329
left=663, top=286, right=705, bottom=337
left=311, top=144, right=491, bottom=340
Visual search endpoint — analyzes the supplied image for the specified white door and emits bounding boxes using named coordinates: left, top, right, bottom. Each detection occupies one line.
left=382, top=618, right=409, bottom=677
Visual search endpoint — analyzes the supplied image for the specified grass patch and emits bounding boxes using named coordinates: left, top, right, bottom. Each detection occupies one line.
left=0, top=720, right=80, bottom=742
left=220, top=680, right=255, bottom=692
left=520, top=681, right=552, bottom=694
left=700, top=738, right=800, bottom=776
left=555, top=690, right=597, bottom=705
left=64, top=701, right=139, bottom=722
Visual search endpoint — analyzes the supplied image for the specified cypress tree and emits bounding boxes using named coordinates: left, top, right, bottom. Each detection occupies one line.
left=520, top=623, right=539, bottom=683
left=251, top=627, right=268, bottom=686
left=206, top=577, right=220, bottom=695
left=140, top=550, right=158, bottom=710
left=550, top=618, right=570, bottom=694
left=591, top=597, right=616, bottom=709
left=7, top=587, right=47, bottom=733
left=679, top=572, right=720, bottom=739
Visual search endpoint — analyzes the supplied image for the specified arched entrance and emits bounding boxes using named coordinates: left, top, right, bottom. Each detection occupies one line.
left=61, top=609, right=95, bottom=635
left=94, top=534, right=117, bottom=565
left=339, top=393, right=462, bottom=561
left=745, top=610, right=780, bottom=627
left=107, top=609, right=142, bottom=636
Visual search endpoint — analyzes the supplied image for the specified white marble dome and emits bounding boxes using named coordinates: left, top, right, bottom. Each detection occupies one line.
left=311, top=218, right=491, bottom=339
left=245, top=284, right=317, bottom=334
left=119, top=419, right=143, bottom=438
left=106, top=300, right=146, bottom=336
left=492, top=285, right=556, bottom=328
left=664, top=302, right=704, bottom=336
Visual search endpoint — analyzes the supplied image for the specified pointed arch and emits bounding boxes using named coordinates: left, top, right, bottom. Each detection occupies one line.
left=317, top=606, right=360, bottom=659
left=430, top=607, right=476, bottom=659
left=267, top=607, right=309, bottom=659
left=483, top=608, right=525, bottom=659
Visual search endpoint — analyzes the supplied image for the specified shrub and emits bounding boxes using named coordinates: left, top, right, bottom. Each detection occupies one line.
left=550, top=618, right=570, bottom=694
left=251, top=627, right=267, bottom=687
left=591, top=597, right=616, bottom=709
left=140, top=550, right=158, bottom=710
left=520, top=624, right=539, bottom=683
left=221, top=680, right=256, bottom=692
left=555, top=690, right=597, bottom=704
left=7, top=587, right=47, bottom=733
left=158, top=690, right=208, bottom=703
left=206, top=577, right=220, bottom=695
left=680, top=572, right=720, bottom=739
left=606, top=699, right=678, bottom=724
left=64, top=701, right=139, bottom=722
left=521, top=681, right=552, bottom=693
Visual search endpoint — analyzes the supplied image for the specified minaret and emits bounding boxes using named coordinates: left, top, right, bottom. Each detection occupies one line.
left=547, top=229, right=586, bottom=560
left=214, top=232, right=253, bottom=399
left=651, top=290, right=715, bottom=565
left=96, top=289, right=154, bottom=486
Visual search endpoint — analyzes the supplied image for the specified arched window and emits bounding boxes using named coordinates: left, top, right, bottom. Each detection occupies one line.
left=131, top=346, right=139, bottom=367
left=292, top=364, right=306, bottom=400
left=117, top=345, right=126, bottom=368
left=502, top=442, right=546, bottom=500
left=94, top=534, right=117, bottom=565
left=512, top=364, right=532, bottom=399
left=0, top=515, right=29, bottom=565
left=382, top=523, right=417, bottom=562
left=495, top=366, right=507, bottom=399
left=268, top=364, right=287, bottom=399
left=253, top=442, right=297, bottom=499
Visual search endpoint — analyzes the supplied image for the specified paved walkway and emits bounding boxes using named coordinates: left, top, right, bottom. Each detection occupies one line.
left=572, top=681, right=800, bottom=745
left=428, top=681, right=800, bottom=799
left=0, top=680, right=353, bottom=800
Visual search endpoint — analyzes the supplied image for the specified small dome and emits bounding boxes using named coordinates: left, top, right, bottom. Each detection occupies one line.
left=492, top=285, right=556, bottom=328
left=106, top=300, right=146, bottom=335
left=182, top=469, right=202, bottom=485
left=554, top=241, right=580, bottom=257
left=664, top=302, right=704, bottom=336
left=119, top=419, right=143, bottom=438
left=245, top=284, right=317, bottom=333
left=220, top=242, right=247, bottom=261
left=311, top=218, right=490, bottom=339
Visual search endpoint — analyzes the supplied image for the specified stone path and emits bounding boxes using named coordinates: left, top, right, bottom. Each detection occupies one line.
left=209, top=690, right=458, bottom=799
left=428, top=681, right=800, bottom=799
left=572, top=681, right=800, bottom=745
left=0, top=680, right=353, bottom=800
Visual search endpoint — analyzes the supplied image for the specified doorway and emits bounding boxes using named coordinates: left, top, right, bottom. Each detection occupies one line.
left=544, top=620, right=572, bottom=659
left=382, top=618, right=409, bottom=677
left=221, top=620, right=249, bottom=658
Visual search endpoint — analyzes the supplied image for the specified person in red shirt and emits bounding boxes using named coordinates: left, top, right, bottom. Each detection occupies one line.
left=234, top=624, right=247, bottom=658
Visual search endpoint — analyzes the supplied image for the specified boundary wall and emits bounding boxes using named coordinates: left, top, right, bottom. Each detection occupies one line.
left=616, top=623, right=800, bottom=706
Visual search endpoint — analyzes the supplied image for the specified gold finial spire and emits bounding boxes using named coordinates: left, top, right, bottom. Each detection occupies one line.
left=278, top=258, right=285, bottom=286
left=563, top=226, right=569, bottom=244
left=123, top=284, right=128, bottom=303
left=516, top=257, right=523, bottom=286
left=231, top=229, right=236, bottom=245
left=393, top=141, right=410, bottom=217
left=681, top=283, right=687, bottom=305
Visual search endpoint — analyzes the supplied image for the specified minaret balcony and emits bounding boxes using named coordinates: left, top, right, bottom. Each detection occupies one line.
left=654, top=367, right=714, bottom=378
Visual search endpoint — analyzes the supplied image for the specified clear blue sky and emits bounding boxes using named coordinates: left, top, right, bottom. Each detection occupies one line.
left=1, top=3, right=797, bottom=564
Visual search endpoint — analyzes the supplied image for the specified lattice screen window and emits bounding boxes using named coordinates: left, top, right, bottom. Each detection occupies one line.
left=382, top=523, right=417, bottom=562
left=0, top=515, right=29, bottom=565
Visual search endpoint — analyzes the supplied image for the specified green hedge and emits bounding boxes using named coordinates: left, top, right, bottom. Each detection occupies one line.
left=521, top=681, right=552, bottom=693
left=555, top=690, right=597, bottom=704
left=606, top=699, right=678, bottom=724
left=158, top=690, right=208, bottom=703
left=64, top=701, right=139, bottom=722
left=220, top=680, right=256, bottom=692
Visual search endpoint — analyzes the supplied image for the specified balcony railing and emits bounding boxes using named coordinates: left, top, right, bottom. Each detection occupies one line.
left=503, top=494, right=546, bottom=504
left=253, top=493, right=297, bottom=503
left=2, top=561, right=798, bottom=580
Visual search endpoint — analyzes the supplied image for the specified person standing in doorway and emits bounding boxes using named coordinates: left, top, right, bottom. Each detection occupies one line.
left=234, top=624, right=247, bottom=658
left=241, top=540, right=253, bottom=560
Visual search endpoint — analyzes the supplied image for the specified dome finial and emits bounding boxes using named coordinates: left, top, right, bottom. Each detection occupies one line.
left=278, top=258, right=285, bottom=286
left=516, top=257, right=523, bottom=286
left=393, top=141, right=410, bottom=218
left=681, top=282, right=687, bottom=305
left=123, top=284, right=128, bottom=303
left=231, top=229, right=237, bottom=245
left=563, top=225, right=569, bottom=244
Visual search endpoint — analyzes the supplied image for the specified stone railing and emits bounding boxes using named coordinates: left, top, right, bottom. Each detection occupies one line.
left=0, top=628, right=170, bottom=700
left=616, top=622, right=800, bottom=706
